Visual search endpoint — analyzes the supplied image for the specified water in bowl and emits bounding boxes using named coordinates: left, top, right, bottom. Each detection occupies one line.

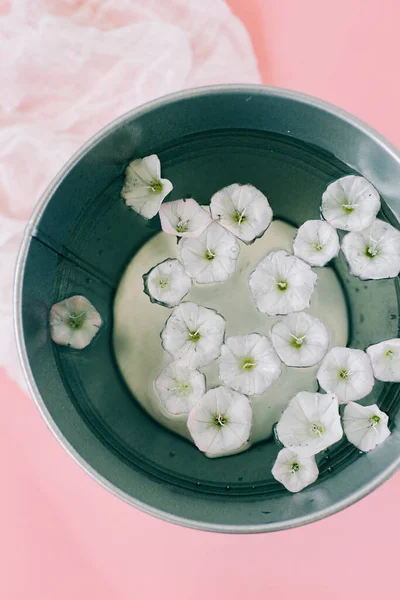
left=113, top=218, right=348, bottom=454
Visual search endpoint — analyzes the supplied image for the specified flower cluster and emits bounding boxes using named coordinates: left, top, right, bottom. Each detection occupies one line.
left=272, top=174, right=396, bottom=492
left=48, top=156, right=398, bottom=494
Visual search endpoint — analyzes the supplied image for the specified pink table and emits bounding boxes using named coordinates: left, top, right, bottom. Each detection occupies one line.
left=3, top=1, right=400, bottom=598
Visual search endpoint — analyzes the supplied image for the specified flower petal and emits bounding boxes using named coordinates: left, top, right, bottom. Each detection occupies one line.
left=159, top=198, right=211, bottom=237
left=317, top=347, right=374, bottom=403
left=270, top=312, right=329, bottom=367
left=343, top=402, right=390, bottom=452
left=276, top=391, right=343, bottom=457
left=187, top=386, right=252, bottom=457
left=210, top=183, right=273, bottom=244
left=293, top=220, right=340, bottom=267
left=154, top=361, right=206, bottom=416
left=49, top=322, right=73, bottom=346
left=219, top=333, right=281, bottom=395
left=143, top=258, right=191, bottom=307
left=321, top=175, right=380, bottom=231
left=272, top=448, right=319, bottom=493
left=161, top=302, right=226, bottom=369
left=179, top=221, right=240, bottom=283
left=249, top=250, right=317, bottom=316
left=366, top=338, right=400, bottom=382
left=341, top=219, right=400, bottom=280
left=121, top=154, right=173, bottom=219
left=49, top=295, right=102, bottom=349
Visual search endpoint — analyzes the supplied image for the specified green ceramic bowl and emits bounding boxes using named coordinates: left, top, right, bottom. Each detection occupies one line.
left=15, top=86, right=400, bottom=532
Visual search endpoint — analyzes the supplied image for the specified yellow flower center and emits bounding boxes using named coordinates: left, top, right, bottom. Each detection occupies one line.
left=241, top=357, right=256, bottom=371
left=276, top=280, right=288, bottom=291
left=150, top=180, right=163, bottom=193
left=214, top=413, right=227, bottom=427
left=311, top=423, right=324, bottom=436
left=205, top=248, right=216, bottom=261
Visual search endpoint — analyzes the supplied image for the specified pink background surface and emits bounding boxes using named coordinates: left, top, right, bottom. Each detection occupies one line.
left=2, top=1, right=400, bottom=598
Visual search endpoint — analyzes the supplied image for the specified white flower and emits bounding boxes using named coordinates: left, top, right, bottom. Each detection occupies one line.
left=143, top=259, right=191, bottom=307
left=219, top=334, right=281, bottom=396
left=270, top=312, right=329, bottom=367
left=161, top=302, right=226, bottom=369
left=293, top=219, right=340, bottom=267
left=317, top=347, right=374, bottom=403
left=343, top=402, right=390, bottom=452
left=272, top=448, right=319, bottom=493
left=187, top=386, right=252, bottom=457
left=321, top=175, right=380, bottom=231
left=341, top=219, right=400, bottom=280
left=49, top=295, right=102, bottom=349
left=276, top=391, right=343, bottom=457
left=210, top=183, right=273, bottom=244
left=249, top=250, right=317, bottom=316
left=179, top=221, right=240, bottom=284
left=154, top=361, right=206, bottom=416
left=121, top=154, right=173, bottom=219
left=159, top=198, right=211, bottom=237
left=366, top=338, right=400, bottom=382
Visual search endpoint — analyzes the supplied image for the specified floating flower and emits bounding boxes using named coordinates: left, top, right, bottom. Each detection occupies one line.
left=276, top=391, right=342, bottom=457
left=270, top=312, right=329, bottom=367
left=341, top=218, right=400, bottom=280
left=187, top=386, right=252, bottom=457
left=321, top=175, right=380, bottom=231
left=249, top=250, right=317, bottom=316
left=210, top=183, right=273, bottom=244
left=272, top=448, right=319, bottom=493
left=366, top=338, right=400, bottom=382
left=317, top=347, right=374, bottom=403
left=154, top=361, right=206, bottom=416
left=121, top=154, right=173, bottom=219
left=49, top=295, right=102, bottom=349
left=179, top=221, right=240, bottom=284
left=161, top=302, right=226, bottom=369
left=293, top=219, right=340, bottom=267
left=159, top=198, right=211, bottom=237
left=343, top=402, right=390, bottom=452
left=219, top=333, right=281, bottom=396
left=143, top=259, right=191, bottom=307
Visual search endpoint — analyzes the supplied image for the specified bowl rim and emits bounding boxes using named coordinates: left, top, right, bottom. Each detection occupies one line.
left=14, top=84, right=400, bottom=533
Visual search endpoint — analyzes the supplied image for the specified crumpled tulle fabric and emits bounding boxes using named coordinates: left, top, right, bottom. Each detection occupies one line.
left=0, top=0, right=260, bottom=389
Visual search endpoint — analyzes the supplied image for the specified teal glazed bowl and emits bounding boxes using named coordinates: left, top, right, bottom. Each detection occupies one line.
left=15, top=86, right=400, bottom=533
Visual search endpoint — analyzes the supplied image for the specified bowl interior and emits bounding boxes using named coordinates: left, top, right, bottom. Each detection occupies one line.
left=19, top=88, right=400, bottom=531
